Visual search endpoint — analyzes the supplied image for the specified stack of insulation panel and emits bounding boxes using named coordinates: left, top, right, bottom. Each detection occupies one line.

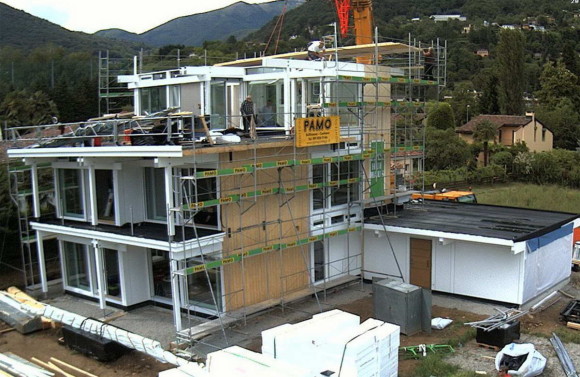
left=261, top=309, right=400, bottom=377
left=205, top=346, right=309, bottom=377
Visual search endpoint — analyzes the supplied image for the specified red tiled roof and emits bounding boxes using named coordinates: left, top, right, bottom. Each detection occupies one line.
left=456, top=114, right=530, bottom=134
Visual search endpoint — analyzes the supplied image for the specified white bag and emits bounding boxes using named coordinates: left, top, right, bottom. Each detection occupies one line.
left=431, top=317, right=453, bottom=330
left=495, top=343, right=546, bottom=377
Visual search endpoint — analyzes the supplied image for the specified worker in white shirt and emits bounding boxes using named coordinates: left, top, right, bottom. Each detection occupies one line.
left=307, top=41, right=326, bottom=61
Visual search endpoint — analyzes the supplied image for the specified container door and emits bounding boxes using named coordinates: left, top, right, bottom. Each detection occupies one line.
left=410, top=238, right=432, bottom=289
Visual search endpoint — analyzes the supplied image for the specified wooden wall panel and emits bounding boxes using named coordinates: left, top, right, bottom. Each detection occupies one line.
left=219, top=147, right=310, bottom=311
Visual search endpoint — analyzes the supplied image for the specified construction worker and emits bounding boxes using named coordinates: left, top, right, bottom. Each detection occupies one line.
left=423, top=47, right=435, bottom=80
left=240, top=95, right=257, bottom=133
left=307, top=41, right=326, bottom=61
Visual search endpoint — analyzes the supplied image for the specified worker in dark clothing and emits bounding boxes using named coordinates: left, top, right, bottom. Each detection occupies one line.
left=240, top=95, right=257, bottom=133
left=423, top=47, right=435, bottom=80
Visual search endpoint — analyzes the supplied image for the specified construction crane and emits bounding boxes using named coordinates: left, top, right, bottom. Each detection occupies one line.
left=333, top=0, right=374, bottom=62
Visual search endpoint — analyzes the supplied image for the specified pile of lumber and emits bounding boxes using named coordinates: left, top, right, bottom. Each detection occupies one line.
left=0, top=352, right=97, bottom=377
left=0, top=287, right=54, bottom=334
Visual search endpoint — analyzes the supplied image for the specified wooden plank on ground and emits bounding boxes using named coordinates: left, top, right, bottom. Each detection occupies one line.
left=567, top=321, right=580, bottom=331
left=50, top=358, right=98, bottom=377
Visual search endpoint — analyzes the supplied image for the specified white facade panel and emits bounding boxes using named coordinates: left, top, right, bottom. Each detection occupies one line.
left=432, top=242, right=453, bottom=292
left=363, top=230, right=408, bottom=282
left=328, top=232, right=362, bottom=279
left=445, top=241, right=522, bottom=304
left=522, top=231, right=572, bottom=303
left=120, top=246, right=151, bottom=306
left=117, top=165, right=146, bottom=225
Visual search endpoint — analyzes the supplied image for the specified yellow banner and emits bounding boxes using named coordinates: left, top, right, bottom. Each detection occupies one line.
left=295, top=116, right=340, bottom=147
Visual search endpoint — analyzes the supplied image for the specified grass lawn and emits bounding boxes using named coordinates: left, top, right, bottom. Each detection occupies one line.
left=472, top=182, right=580, bottom=213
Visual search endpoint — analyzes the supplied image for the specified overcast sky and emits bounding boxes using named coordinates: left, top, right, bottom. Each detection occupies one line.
left=2, top=0, right=275, bottom=34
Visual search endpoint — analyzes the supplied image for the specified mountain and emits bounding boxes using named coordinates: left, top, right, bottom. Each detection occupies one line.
left=96, top=0, right=305, bottom=47
left=0, top=3, right=143, bottom=54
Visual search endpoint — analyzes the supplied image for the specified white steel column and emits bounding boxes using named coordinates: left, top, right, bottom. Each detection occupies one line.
left=170, top=259, right=182, bottom=331
left=165, top=166, right=175, bottom=237
left=35, top=230, right=48, bottom=293
left=92, top=240, right=106, bottom=309
left=283, top=75, right=291, bottom=131
left=88, top=166, right=98, bottom=226
left=30, top=163, right=41, bottom=218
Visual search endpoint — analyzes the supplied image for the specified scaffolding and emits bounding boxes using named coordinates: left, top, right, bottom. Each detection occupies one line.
left=7, top=32, right=446, bottom=354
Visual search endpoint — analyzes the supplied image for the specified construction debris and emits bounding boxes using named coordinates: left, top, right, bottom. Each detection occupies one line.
left=0, top=292, right=43, bottom=334
left=399, top=344, right=454, bottom=358
left=550, top=332, right=579, bottom=377
left=560, top=299, right=580, bottom=324
left=495, top=343, right=546, bottom=377
left=0, top=353, right=54, bottom=377
left=465, top=308, right=528, bottom=332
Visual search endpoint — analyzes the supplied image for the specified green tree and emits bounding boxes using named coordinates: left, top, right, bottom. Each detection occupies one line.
left=449, top=82, right=478, bottom=126
left=473, top=119, right=497, bottom=166
left=535, top=98, right=580, bottom=150
left=0, top=90, right=58, bottom=132
left=425, top=128, right=472, bottom=170
left=426, top=102, right=455, bottom=130
left=535, top=60, right=580, bottom=109
left=496, top=29, right=525, bottom=115
left=478, top=69, right=500, bottom=114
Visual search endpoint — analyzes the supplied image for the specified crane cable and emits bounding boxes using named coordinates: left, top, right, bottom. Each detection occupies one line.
left=263, top=0, right=289, bottom=55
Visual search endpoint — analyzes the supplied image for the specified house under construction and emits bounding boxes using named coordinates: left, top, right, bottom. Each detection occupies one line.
left=7, top=37, right=446, bottom=338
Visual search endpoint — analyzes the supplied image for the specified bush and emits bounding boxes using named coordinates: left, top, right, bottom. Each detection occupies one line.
left=490, top=151, right=514, bottom=172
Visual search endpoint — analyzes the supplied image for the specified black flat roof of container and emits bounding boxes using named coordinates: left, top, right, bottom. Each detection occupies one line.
left=365, top=202, right=578, bottom=242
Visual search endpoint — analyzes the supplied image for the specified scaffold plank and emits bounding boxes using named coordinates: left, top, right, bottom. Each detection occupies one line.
left=177, top=226, right=362, bottom=275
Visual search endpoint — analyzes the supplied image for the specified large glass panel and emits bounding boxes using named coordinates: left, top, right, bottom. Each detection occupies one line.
left=331, top=161, right=360, bottom=206
left=95, top=170, right=114, bottom=222
left=145, top=168, right=167, bottom=221
left=59, top=169, right=84, bottom=218
left=313, top=241, right=325, bottom=282
left=140, top=87, right=167, bottom=115
left=181, top=169, right=217, bottom=227
left=186, top=259, right=221, bottom=311
left=312, top=164, right=325, bottom=210
left=210, top=81, right=226, bottom=128
left=150, top=250, right=171, bottom=299
left=169, top=85, right=180, bottom=109
left=63, top=242, right=90, bottom=291
left=248, top=82, right=283, bottom=127
left=104, top=249, right=121, bottom=298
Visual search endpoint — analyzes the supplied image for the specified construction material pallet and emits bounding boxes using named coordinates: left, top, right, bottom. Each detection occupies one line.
left=477, top=342, right=500, bottom=352
left=560, top=299, right=580, bottom=324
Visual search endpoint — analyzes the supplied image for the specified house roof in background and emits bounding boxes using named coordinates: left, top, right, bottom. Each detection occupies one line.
left=457, top=114, right=531, bottom=134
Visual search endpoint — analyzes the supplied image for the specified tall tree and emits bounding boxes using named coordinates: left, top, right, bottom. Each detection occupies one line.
left=473, top=120, right=497, bottom=166
left=496, top=29, right=525, bottom=115
left=449, top=82, right=478, bottom=126
left=535, top=60, right=580, bottom=109
left=477, top=70, right=500, bottom=114
left=426, top=102, right=455, bottom=130
left=0, top=90, right=58, bottom=132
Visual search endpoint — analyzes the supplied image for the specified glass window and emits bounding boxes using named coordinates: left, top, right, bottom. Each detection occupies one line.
left=145, top=168, right=167, bottom=221
left=331, top=160, right=359, bottom=206
left=180, top=169, right=218, bottom=227
left=140, top=87, right=167, bottom=115
left=312, top=161, right=360, bottom=210
left=210, top=81, right=226, bottom=128
left=63, top=242, right=90, bottom=291
left=150, top=249, right=171, bottom=299
left=169, top=85, right=180, bottom=109
left=59, top=169, right=84, bottom=218
left=186, top=259, right=221, bottom=311
left=95, top=170, right=114, bottom=222
left=104, top=249, right=122, bottom=298
left=313, top=241, right=325, bottom=282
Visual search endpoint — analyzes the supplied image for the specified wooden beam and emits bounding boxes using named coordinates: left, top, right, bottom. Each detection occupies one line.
left=50, top=358, right=98, bottom=377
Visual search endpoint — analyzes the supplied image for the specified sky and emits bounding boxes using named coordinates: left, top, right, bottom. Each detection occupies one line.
left=2, top=0, right=275, bottom=34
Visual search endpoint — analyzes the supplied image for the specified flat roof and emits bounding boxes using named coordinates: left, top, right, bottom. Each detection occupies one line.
left=215, top=42, right=417, bottom=67
left=366, top=202, right=577, bottom=242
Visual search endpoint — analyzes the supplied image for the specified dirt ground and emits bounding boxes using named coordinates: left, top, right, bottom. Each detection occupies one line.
left=1, top=271, right=580, bottom=376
